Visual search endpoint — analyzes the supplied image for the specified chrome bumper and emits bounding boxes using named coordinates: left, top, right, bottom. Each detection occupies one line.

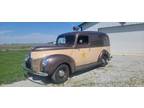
left=22, top=64, right=48, bottom=77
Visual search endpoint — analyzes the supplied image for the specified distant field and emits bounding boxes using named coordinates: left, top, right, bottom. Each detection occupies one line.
left=0, top=44, right=30, bottom=85
left=0, top=44, right=32, bottom=51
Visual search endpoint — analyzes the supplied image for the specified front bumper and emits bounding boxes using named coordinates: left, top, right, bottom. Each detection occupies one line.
left=22, top=64, right=48, bottom=77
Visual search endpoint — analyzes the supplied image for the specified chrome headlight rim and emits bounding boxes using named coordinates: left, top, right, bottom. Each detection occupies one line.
left=24, top=53, right=31, bottom=62
left=25, top=56, right=29, bottom=62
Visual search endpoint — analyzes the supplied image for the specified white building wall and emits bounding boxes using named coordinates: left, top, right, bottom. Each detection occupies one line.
left=108, top=31, right=144, bottom=54
left=84, top=22, right=144, bottom=55
left=85, top=22, right=143, bottom=31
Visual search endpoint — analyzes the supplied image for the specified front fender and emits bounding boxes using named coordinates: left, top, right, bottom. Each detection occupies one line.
left=42, top=54, right=76, bottom=76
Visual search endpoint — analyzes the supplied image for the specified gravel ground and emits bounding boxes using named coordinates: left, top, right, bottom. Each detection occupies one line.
left=3, top=55, right=144, bottom=87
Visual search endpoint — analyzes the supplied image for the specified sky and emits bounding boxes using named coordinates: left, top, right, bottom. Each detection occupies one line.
left=0, top=22, right=81, bottom=44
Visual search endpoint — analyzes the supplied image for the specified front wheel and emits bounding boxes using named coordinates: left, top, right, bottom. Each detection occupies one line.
left=51, top=64, right=70, bottom=83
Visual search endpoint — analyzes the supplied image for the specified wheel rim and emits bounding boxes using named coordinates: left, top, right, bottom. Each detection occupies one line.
left=58, top=70, right=65, bottom=77
left=101, top=58, right=106, bottom=64
left=52, top=64, right=69, bottom=83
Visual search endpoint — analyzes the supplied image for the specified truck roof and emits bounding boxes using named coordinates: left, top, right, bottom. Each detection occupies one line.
left=60, top=31, right=108, bottom=37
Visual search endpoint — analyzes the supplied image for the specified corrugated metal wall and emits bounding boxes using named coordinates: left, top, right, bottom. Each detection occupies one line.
left=83, top=22, right=144, bottom=54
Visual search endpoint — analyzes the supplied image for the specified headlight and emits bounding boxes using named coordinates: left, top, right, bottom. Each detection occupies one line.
left=25, top=56, right=29, bottom=61
left=25, top=53, right=31, bottom=61
left=42, top=58, right=48, bottom=66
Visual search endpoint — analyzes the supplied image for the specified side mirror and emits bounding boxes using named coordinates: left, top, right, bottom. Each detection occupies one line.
left=73, top=26, right=80, bottom=31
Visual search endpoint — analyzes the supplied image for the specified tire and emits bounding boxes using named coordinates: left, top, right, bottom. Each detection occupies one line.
left=99, top=55, right=108, bottom=67
left=51, top=64, right=70, bottom=83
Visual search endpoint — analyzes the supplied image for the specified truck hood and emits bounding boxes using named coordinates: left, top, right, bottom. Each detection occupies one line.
left=31, top=45, right=72, bottom=51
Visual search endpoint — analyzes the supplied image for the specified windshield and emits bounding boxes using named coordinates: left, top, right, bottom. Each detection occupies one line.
left=56, top=35, right=75, bottom=46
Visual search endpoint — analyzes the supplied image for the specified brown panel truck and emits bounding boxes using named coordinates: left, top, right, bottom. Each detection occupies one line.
left=23, top=31, right=111, bottom=83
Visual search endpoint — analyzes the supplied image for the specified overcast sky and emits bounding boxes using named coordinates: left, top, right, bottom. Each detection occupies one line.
left=0, top=22, right=80, bottom=44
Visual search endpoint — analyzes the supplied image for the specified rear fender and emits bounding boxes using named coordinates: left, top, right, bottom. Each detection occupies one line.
left=98, top=50, right=111, bottom=61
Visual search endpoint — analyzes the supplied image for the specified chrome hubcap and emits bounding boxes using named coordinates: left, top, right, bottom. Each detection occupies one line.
left=58, top=70, right=65, bottom=77
left=102, top=58, right=105, bottom=64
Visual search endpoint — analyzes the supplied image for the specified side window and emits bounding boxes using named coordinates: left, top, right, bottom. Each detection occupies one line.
left=91, top=35, right=110, bottom=47
left=57, top=37, right=66, bottom=45
left=103, top=36, right=110, bottom=46
left=91, top=36, right=102, bottom=47
left=77, top=35, right=89, bottom=45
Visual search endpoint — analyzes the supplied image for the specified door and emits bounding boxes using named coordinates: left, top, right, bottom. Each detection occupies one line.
left=73, top=35, right=91, bottom=66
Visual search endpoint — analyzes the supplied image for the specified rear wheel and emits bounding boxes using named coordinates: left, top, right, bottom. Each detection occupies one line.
left=99, top=55, right=108, bottom=67
left=51, top=64, right=70, bottom=83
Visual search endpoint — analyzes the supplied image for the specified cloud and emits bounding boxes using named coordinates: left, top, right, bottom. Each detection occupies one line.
left=0, top=30, right=13, bottom=35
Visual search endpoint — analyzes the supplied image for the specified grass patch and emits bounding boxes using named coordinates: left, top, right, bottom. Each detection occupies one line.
left=0, top=50, right=28, bottom=85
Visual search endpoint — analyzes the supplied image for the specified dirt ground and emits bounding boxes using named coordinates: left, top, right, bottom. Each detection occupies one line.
left=3, top=55, right=144, bottom=87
